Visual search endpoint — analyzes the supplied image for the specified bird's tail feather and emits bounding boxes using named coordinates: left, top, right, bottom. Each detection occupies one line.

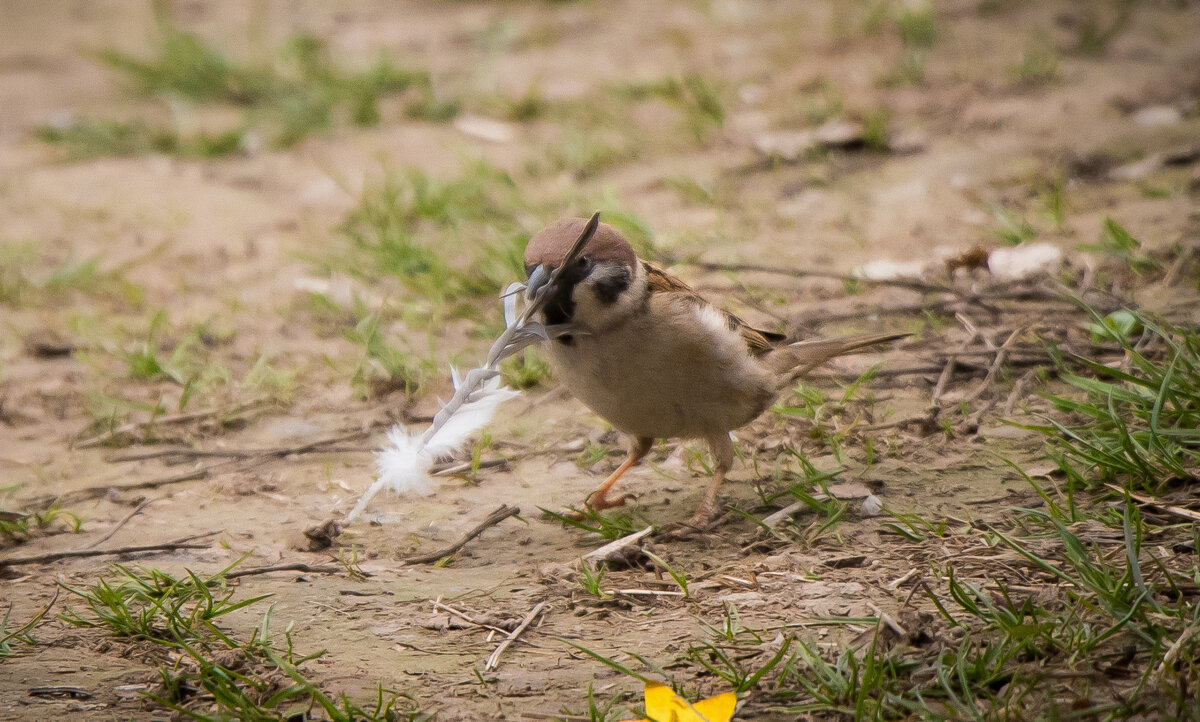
left=767, top=332, right=909, bottom=383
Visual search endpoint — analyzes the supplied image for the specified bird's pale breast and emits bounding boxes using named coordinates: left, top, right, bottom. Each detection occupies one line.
left=545, top=294, right=778, bottom=440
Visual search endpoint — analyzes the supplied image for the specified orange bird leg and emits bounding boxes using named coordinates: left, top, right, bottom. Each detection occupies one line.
left=585, top=436, right=653, bottom=510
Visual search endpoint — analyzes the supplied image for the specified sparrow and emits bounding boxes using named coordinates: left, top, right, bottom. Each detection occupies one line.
left=524, top=217, right=906, bottom=532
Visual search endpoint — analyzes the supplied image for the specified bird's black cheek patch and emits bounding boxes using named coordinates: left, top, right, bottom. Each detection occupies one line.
left=543, top=289, right=576, bottom=327
left=591, top=267, right=630, bottom=305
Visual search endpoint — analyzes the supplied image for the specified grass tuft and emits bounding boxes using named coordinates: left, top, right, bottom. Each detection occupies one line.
left=1028, top=308, right=1200, bottom=493
left=501, top=347, right=552, bottom=390
left=1, top=500, right=83, bottom=544
left=1078, top=218, right=1160, bottom=273
left=42, top=7, right=450, bottom=158
left=0, top=241, right=144, bottom=308
left=541, top=506, right=652, bottom=540
left=614, top=73, right=725, bottom=143
left=60, top=561, right=427, bottom=720
left=37, top=119, right=245, bottom=160
left=331, top=162, right=527, bottom=301
left=1008, top=39, right=1060, bottom=86
left=345, top=309, right=432, bottom=399
left=896, top=6, right=937, bottom=49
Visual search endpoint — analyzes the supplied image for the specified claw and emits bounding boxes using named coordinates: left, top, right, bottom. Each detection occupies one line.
left=585, top=490, right=635, bottom=511
left=561, top=492, right=636, bottom=520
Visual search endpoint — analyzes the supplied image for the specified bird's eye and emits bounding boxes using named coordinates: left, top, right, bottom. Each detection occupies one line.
left=576, top=256, right=591, bottom=269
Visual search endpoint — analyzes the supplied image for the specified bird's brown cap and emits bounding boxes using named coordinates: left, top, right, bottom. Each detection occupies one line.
left=524, top=218, right=636, bottom=271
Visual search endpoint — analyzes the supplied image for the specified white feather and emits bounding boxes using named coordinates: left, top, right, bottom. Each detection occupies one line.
left=503, top=282, right=525, bottom=326
left=375, top=427, right=437, bottom=494
left=345, top=375, right=519, bottom=521
left=425, top=376, right=519, bottom=458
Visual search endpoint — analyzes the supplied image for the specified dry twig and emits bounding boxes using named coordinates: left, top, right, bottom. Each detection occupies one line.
left=225, top=562, right=342, bottom=579
left=75, top=399, right=268, bottom=449
left=1108, top=485, right=1200, bottom=523
left=59, top=462, right=238, bottom=504
left=402, top=504, right=520, bottom=565
left=107, top=429, right=378, bottom=463
left=0, top=532, right=217, bottom=569
left=484, top=601, right=548, bottom=671
left=1003, top=369, right=1040, bottom=416
left=869, top=602, right=909, bottom=638
left=963, top=327, right=1025, bottom=404
left=761, top=501, right=811, bottom=530
left=82, top=499, right=154, bottom=549
left=431, top=596, right=512, bottom=635
left=582, top=526, right=653, bottom=564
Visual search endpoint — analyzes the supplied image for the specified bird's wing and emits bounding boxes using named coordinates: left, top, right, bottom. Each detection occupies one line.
left=641, top=261, right=786, bottom=357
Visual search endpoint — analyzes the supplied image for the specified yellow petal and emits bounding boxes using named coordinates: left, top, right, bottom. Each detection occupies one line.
left=691, top=692, right=737, bottom=721
left=624, top=681, right=734, bottom=722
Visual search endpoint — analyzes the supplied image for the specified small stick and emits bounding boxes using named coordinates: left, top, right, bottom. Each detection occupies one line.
left=225, top=562, right=341, bottom=579
left=431, top=597, right=511, bottom=635
left=792, top=299, right=958, bottom=328
left=484, top=601, right=548, bottom=671
left=1161, top=246, right=1195, bottom=287
left=83, top=499, right=154, bottom=549
left=963, top=350, right=1006, bottom=403
left=59, top=466, right=218, bottom=504
left=613, top=589, right=686, bottom=597
left=869, top=602, right=908, bottom=638
left=107, top=429, right=378, bottom=463
left=761, top=501, right=810, bottom=529
left=1107, top=485, right=1200, bottom=523
left=430, top=459, right=508, bottom=476
left=28, top=686, right=92, bottom=700
left=930, top=360, right=957, bottom=404
left=963, top=396, right=1000, bottom=430
left=75, top=398, right=267, bottom=449
left=402, top=505, right=520, bottom=565
left=931, top=324, right=984, bottom=404
left=0, top=532, right=217, bottom=569
left=887, top=568, right=919, bottom=591
left=84, top=427, right=477, bottom=506
left=1158, top=622, right=1200, bottom=679
left=582, top=526, right=653, bottom=564
left=1002, top=369, right=1039, bottom=416
left=963, top=327, right=1025, bottom=404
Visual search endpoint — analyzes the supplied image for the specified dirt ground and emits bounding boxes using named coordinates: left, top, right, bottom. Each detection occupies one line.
left=1, top=1, right=1199, bottom=720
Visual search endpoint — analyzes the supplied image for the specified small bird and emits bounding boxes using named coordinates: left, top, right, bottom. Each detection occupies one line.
left=524, top=217, right=906, bottom=532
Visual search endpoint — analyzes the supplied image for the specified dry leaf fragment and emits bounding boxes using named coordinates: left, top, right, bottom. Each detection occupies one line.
left=945, top=246, right=989, bottom=274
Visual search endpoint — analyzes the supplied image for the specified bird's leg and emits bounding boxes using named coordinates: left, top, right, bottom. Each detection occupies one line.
left=682, top=432, right=734, bottom=530
left=583, top=436, right=653, bottom=511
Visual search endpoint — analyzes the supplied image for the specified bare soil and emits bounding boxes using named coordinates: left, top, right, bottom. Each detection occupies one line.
left=1, top=1, right=1198, bottom=719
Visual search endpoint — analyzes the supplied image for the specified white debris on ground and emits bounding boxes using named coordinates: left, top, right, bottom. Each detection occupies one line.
left=853, top=259, right=929, bottom=281
left=986, top=243, right=1064, bottom=280
left=452, top=114, right=517, bottom=143
left=852, top=242, right=1064, bottom=282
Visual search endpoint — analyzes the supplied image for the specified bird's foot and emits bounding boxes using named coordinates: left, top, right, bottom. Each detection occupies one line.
left=561, top=492, right=635, bottom=520
left=657, top=503, right=722, bottom=540
left=588, top=491, right=635, bottom=511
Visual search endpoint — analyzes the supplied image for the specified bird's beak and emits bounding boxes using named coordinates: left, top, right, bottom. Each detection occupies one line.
left=524, top=263, right=551, bottom=301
